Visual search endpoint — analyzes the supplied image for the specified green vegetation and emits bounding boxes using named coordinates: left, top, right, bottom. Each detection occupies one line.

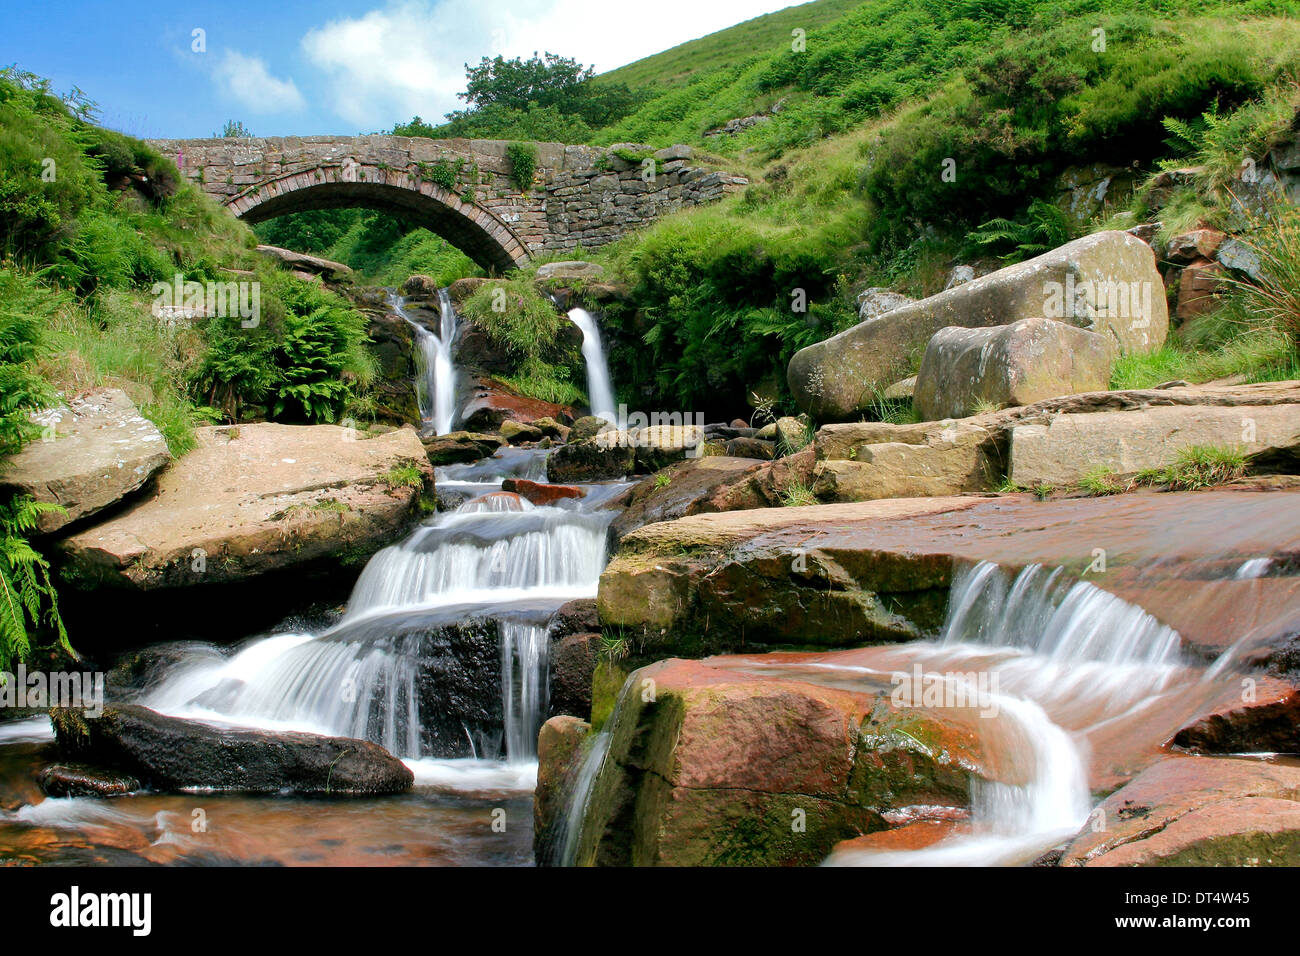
left=379, top=462, right=425, bottom=491
left=459, top=278, right=587, bottom=404
left=1079, top=445, right=1249, bottom=495
left=778, top=479, right=819, bottom=507
left=506, top=142, right=538, bottom=192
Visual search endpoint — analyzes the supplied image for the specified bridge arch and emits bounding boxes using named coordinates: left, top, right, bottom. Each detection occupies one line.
left=228, top=163, right=530, bottom=274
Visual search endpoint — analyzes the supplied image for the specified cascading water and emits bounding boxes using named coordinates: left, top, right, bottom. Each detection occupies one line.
left=567, top=308, right=616, bottom=425
left=138, top=457, right=622, bottom=772
left=389, top=289, right=458, bottom=435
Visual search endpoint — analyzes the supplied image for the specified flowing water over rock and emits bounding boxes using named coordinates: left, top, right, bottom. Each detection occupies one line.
left=391, top=289, right=458, bottom=434
left=567, top=307, right=616, bottom=424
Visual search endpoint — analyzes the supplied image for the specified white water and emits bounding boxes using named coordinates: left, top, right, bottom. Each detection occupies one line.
left=752, top=561, right=1191, bottom=866
left=567, top=308, right=616, bottom=424
left=390, top=289, right=458, bottom=434
left=140, top=453, right=621, bottom=771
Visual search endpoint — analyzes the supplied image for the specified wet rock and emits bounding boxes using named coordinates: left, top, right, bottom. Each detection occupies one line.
left=59, top=423, right=432, bottom=589
left=37, top=763, right=141, bottom=798
left=50, top=704, right=414, bottom=795
left=0, top=388, right=170, bottom=533
left=364, top=311, right=421, bottom=426
left=534, top=715, right=591, bottom=863
left=548, top=633, right=600, bottom=720
left=461, top=379, right=575, bottom=431
left=423, top=430, right=502, bottom=465
left=914, top=317, right=1114, bottom=421
left=1061, top=755, right=1300, bottom=866
left=501, top=478, right=584, bottom=506
left=1172, top=677, right=1300, bottom=753
left=568, top=657, right=987, bottom=866
left=547, top=440, right=634, bottom=482
left=1008, top=401, right=1300, bottom=487
left=609, top=456, right=769, bottom=542
left=789, top=231, right=1167, bottom=420
left=549, top=599, right=600, bottom=639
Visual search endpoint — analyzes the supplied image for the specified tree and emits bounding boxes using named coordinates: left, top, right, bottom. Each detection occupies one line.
left=218, top=119, right=254, bottom=138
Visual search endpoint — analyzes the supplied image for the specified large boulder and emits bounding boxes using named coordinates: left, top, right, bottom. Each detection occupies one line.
left=610, top=456, right=769, bottom=542
left=534, top=715, right=591, bottom=863
left=914, top=317, right=1114, bottom=421
left=422, top=430, right=502, bottom=466
left=547, top=440, right=635, bottom=482
left=50, top=704, right=413, bottom=795
left=460, top=378, right=575, bottom=431
left=788, top=231, right=1167, bottom=420
left=1008, top=401, right=1300, bottom=487
left=0, top=388, right=170, bottom=533
left=59, top=423, right=432, bottom=589
left=565, top=657, right=988, bottom=866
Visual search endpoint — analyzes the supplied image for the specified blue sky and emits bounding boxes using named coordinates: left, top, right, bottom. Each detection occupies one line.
left=3, top=0, right=797, bottom=138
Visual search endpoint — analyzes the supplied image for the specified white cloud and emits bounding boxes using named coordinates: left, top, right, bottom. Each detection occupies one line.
left=301, top=0, right=795, bottom=129
left=214, top=50, right=306, bottom=114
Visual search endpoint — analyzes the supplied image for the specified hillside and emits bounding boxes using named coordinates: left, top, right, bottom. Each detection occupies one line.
left=597, top=0, right=863, bottom=93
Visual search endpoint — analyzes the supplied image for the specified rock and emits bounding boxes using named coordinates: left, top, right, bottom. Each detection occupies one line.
left=37, top=762, right=141, bottom=798
left=534, top=715, right=591, bottom=863
left=567, top=657, right=988, bottom=866
left=535, top=261, right=605, bottom=281
left=729, top=418, right=749, bottom=429
left=499, top=419, right=544, bottom=444
left=549, top=598, right=601, bottom=638
left=50, top=704, right=413, bottom=795
left=856, top=288, right=915, bottom=322
left=255, top=245, right=352, bottom=281
left=1008, top=401, right=1300, bottom=487
left=609, top=456, right=769, bottom=542
left=447, top=276, right=494, bottom=303
left=59, top=423, right=432, bottom=589
left=501, top=478, right=585, bottom=506
left=461, top=379, right=575, bottom=432
left=1175, top=257, right=1227, bottom=322
left=597, top=487, right=1300, bottom=660
left=422, top=430, right=502, bottom=466
left=1216, top=237, right=1264, bottom=281
left=883, top=376, right=916, bottom=400
left=1061, top=756, right=1300, bottom=866
left=789, top=231, right=1167, bottom=420
left=364, top=311, right=421, bottom=426
left=568, top=415, right=614, bottom=443
left=548, top=633, right=600, bottom=720
left=529, top=416, right=569, bottom=440
left=653, top=144, right=694, bottom=161
left=1171, top=677, right=1300, bottom=753
left=1166, top=228, right=1226, bottom=263
left=1126, top=222, right=1162, bottom=245
left=400, top=274, right=439, bottom=297
left=812, top=420, right=1000, bottom=501
left=1056, top=163, right=1135, bottom=229
left=0, top=388, right=170, bottom=533
left=914, top=317, right=1114, bottom=421
left=547, top=440, right=634, bottom=482
left=725, top=436, right=775, bottom=460
left=944, top=265, right=976, bottom=290
left=595, top=424, right=706, bottom=472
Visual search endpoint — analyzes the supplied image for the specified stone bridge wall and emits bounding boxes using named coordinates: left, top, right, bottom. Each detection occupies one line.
left=147, top=135, right=748, bottom=270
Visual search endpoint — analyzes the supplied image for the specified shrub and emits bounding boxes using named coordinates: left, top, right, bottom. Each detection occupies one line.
left=507, top=142, right=538, bottom=191
left=0, top=496, right=74, bottom=673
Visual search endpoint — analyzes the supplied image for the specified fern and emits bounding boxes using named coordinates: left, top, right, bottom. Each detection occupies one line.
left=967, top=199, right=1076, bottom=262
left=0, top=496, right=74, bottom=673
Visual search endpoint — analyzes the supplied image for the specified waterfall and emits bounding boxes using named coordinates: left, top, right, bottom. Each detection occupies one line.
left=567, top=308, right=616, bottom=424
left=389, top=289, right=458, bottom=435
left=141, top=453, right=622, bottom=770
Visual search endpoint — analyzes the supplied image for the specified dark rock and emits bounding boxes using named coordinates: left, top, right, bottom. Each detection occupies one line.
left=548, top=632, right=599, bottom=719
left=50, top=704, right=413, bottom=795
left=548, top=441, right=634, bottom=482
left=725, top=437, right=775, bottom=460
left=38, top=763, right=140, bottom=798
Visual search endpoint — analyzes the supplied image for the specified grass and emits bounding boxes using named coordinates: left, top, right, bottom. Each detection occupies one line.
left=654, top=472, right=672, bottom=489
left=380, top=462, right=426, bottom=491
left=779, top=478, right=819, bottom=507
left=1078, top=445, right=1248, bottom=495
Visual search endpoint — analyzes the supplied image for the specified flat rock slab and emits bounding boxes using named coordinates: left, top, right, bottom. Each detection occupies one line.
left=1061, top=755, right=1300, bottom=866
left=599, top=487, right=1300, bottom=655
left=0, top=388, right=170, bottom=533
left=60, top=422, right=432, bottom=588
left=51, top=704, right=413, bottom=795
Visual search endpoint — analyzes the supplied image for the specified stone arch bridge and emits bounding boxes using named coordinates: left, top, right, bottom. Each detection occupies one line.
left=147, top=135, right=749, bottom=273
